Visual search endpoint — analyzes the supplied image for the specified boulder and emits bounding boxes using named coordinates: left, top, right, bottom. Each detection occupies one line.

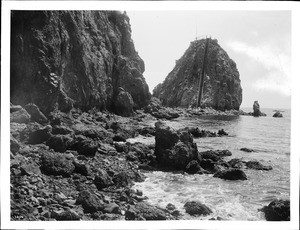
left=112, top=172, right=131, bottom=187
left=11, top=108, right=31, bottom=124
left=20, top=161, right=41, bottom=175
left=184, top=201, right=212, bottom=216
left=273, top=111, right=283, bottom=118
left=125, top=202, right=167, bottom=220
left=103, top=203, right=120, bottom=214
left=246, top=161, right=272, bottom=171
left=10, top=136, right=21, bottom=154
left=114, top=88, right=134, bottom=117
left=189, top=127, right=217, bottom=138
left=94, top=169, right=113, bottom=190
left=144, top=97, right=179, bottom=120
left=24, top=103, right=48, bottom=124
left=27, top=125, right=52, bottom=145
left=40, top=151, right=75, bottom=177
left=46, top=134, right=73, bottom=153
left=52, top=209, right=81, bottom=220
left=227, top=158, right=245, bottom=169
left=73, top=161, right=90, bottom=176
left=185, top=160, right=202, bottom=174
left=76, top=190, right=104, bottom=213
left=154, top=121, right=198, bottom=170
left=199, top=150, right=232, bottom=162
left=213, top=169, right=247, bottom=180
left=240, top=147, right=255, bottom=152
left=217, top=129, right=228, bottom=136
left=259, top=199, right=290, bottom=221
left=71, top=135, right=98, bottom=156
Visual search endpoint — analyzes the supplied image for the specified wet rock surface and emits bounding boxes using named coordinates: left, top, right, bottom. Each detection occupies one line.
left=259, top=199, right=290, bottom=221
left=273, top=111, right=283, bottom=118
left=184, top=201, right=212, bottom=216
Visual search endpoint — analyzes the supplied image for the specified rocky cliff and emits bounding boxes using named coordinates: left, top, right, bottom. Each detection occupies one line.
left=153, top=38, right=242, bottom=110
left=11, top=11, right=151, bottom=115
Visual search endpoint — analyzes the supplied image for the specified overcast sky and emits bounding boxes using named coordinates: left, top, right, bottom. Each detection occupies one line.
left=128, top=11, right=291, bottom=109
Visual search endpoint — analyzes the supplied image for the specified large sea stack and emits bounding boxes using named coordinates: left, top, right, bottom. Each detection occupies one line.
left=11, top=11, right=151, bottom=116
left=153, top=38, right=242, bottom=110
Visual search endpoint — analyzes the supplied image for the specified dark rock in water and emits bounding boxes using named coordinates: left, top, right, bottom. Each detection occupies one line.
left=227, top=158, right=245, bottom=169
left=40, top=151, right=75, bottom=177
left=199, top=159, right=219, bottom=173
left=153, top=38, right=242, bottom=110
left=214, top=169, right=247, bottom=180
left=154, top=121, right=198, bottom=170
left=76, top=190, right=104, bottom=213
left=185, top=160, right=202, bottom=174
left=259, top=199, right=290, bottom=221
left=188, top=127, right=217, bottom=138
left=246, top=161, right=272, bottom=171
left=94, top=169, right=113, bottom=190
left=217, top=129, right=228, bottom=136
left=240, top=147, right=255, bottom=152
left=273, top=111, right=283, bottom=118
left=11, top=108, right=31, bottom=124
left=125, top=202, right=167, bottom=220
left=11, top=11, right=150, bottom=115
left=251, top=101, right=266, bottom=117
left=71, top=135, right=98, bottom=156
left=184, top=201, right=212, bottom=216
left=199, top=149, right=232, bottom=162
left=24, top=103, right=48, bottom=124
left=46, top=134, right=73, bottom=153
left=166, top=203, right=176, bottom=211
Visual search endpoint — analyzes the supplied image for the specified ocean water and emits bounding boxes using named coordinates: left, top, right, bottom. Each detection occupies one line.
left=132, top=108, right=290, bottom=220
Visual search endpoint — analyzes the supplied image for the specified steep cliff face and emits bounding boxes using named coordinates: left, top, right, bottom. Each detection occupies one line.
left=11, top=11, right=151, bottom=115
left=153, top=38, right=242, bottom=110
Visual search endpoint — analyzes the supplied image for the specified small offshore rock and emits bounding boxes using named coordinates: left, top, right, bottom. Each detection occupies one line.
left=185, top=160, right=202, bottom=174
left=259, top=199, right=290, bottom=221
left=184, top=201, right=212, bottom=216
left=213, top=169, right=247, bottom=180
left=246, top=161, right=272, bottom=171
left=217, top=129, right=228, bottom=136
left=273, top=111, right=283, bottom=118
left=240, top=147, right=255, bottom=152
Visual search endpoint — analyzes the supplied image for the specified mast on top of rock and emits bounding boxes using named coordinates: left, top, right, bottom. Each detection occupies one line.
left=196, top=36, right=210, bottom=108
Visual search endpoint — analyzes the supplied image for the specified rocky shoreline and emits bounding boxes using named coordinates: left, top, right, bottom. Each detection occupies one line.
left=10, top=102, right=290, bottom=221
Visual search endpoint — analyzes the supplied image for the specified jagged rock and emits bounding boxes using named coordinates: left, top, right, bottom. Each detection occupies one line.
left=46, top=134, right=73, bottom=153
left=11, top=11, right=150, bottom=115
left=188, top=127, right=217, bottom=138
left=20, top=161, right=41, bottom=175
left=227, top=158, right=245, bottom=168
left=125, top=202, right=167, bottom=220
left=217, top=129, right=228, bottom=136
left=213, top=169, right=247, bottom=180
left=184, top=201, right=212, bottom=216
left=76, top=190, right=104, bottom=213
left=153, top=38, right=242, bottom=110
left=73, top=161, right=90, bottom=176
left=273, top=111, right=283, bottom=118
left=185, top=160, right=202, bottom=174
left=112, top=172, right=131, bottom=187
left=103, top=203, right=120, bottom=214
left=10, top=136, right=21, bottom=154
left=246, top=161, right=272, bottom=171
left=71, top=135, right=98, bottom=156
left=24, top=103, right=48, bottom=124
left=11, top=108, right=31, bottom=124
left=259, top=199, right=290, bottom=221
left=51, top=209, right=81, bottom=220
left=199, top=150, right=232, bottom=162
left=199, top=159, right=219, bottom=173
left=52, top=125, right=73, bottom=135
left=240, top=147, right=255, bottom=152
left=251, top=101, right=266, bottom=117
left=40, top=151, right=75, bottom=177
left=114, top=88, right=134, bottom=116
left=27, top=125, right=52, bottom=145
left=154, top=121, right=198, bottom=170
left=94, top=169, right=113, bottom=190
left=144, top=97, right=180, bottom=120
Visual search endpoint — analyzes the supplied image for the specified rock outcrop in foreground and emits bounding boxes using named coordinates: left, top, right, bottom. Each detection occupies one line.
left=11, top=11, right=150, bottom=116
left=153, top=38, right=242, bottom=110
